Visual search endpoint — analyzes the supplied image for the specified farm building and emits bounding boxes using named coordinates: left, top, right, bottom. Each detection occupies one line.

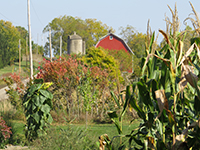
left=67, top=32, right=85, bottom=55
left=95, top=32, right=134, bottom=73
left=95, top=32, right=134, bottom=55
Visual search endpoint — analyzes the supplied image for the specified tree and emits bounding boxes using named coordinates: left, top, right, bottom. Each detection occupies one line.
left=43, top=16, right=113, bottom=55
left=119, top=25, right=146, bottom=77
left=0, top=20, right=20, bottom=68
left=84, top=18, right=113, bottom=48
left=16, top=26, right=28, bottom=58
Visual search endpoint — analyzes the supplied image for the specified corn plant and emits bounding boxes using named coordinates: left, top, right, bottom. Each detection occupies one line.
left=23, top=79, right=53, bottom=141
left=123, top=26, right=200, bottom=149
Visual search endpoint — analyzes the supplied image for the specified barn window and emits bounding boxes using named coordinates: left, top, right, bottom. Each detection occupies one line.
left=109, top=35, right=113, bottom=40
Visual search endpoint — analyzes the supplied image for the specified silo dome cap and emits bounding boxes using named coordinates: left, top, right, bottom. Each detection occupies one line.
left=68, top=31, right=82, bottom=39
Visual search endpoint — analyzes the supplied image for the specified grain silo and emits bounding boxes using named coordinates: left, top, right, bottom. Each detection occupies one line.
left=67, top=32, right=85, bottom=55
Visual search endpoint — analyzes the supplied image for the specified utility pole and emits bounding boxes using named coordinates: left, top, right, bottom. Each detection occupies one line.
left=60, top=35, right=62, bottom=57
left=28, top=0, right=33, bottom=80
left=49, top=28, right=52, bottom=62
left=19, top=39, right=21, bottom=74
left=26, top=36, right=28, bottom=68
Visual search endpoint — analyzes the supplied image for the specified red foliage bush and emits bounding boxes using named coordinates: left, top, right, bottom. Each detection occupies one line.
left=36, top=56, right=109, bottom=110
left=0, top=117, right=12, bottom=141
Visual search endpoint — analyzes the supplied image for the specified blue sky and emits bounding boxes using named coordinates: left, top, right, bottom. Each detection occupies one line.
left=0, top=0, right=200, bottom=45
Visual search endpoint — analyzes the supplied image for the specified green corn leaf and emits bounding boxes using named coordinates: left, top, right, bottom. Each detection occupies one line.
left=121, top=86, right=131, bottom=117
left=191, top=37, right=200, bottom=45
left=110, top=91, right=121, bottom=109
left=129, top=95, right=146, bottom=121
left=107, top=111, right=122, bottom=134
left=132, top=136, right=144, bottom=146
left=151, top=79, right=158, bottom=100
left=137, top=80, right=152, bottom=107
left=194, top=96, right=200, bottom=113
left=149, top=32, right=155, bottom=54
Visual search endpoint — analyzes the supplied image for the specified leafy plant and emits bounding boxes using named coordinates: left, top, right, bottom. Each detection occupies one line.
left=23, top=79, right=53, bottom=141
left=0, top=116, right=12, bottom=149
left=108, top=86, right=131, bottom=135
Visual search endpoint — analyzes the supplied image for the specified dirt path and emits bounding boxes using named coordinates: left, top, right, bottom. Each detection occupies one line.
left=0, top=78, right=30, bottom=101
left=0, top=145, right=29, bottom=150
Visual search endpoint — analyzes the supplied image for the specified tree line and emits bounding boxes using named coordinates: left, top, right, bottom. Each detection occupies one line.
left=0, top=15, right=194, bottom=76
left=0, top=20, right=44, bottom=69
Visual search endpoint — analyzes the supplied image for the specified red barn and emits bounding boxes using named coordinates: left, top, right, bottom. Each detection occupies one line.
left=95, top=32, right=134, bottom=55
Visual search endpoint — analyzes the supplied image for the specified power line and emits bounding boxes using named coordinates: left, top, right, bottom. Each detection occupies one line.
left=0, top=12, right=19, bottom=24
left=30, top=0, right=44, bottom=27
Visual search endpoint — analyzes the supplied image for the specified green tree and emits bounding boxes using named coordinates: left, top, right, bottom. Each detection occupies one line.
left=16, top=26, right=28, bottom=57
left=43, top=15, right=113, bottom=55
left=119, top=25, right=146, bottom=77
left=84, top=18, right=113, bottom=48
left=0, top=20, right=20, bottom=68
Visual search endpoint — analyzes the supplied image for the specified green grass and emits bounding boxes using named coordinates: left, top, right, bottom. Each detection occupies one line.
left=8, top=120, right=140, bottom=149
left=0, top=61, right=40, bottom=77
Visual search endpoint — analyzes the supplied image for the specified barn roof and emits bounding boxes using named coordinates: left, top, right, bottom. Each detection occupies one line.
left=95, top=33, right=134, bottom=55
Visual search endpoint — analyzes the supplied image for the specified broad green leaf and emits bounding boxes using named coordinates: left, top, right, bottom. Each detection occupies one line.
left=41, top=104, right=51, bottom=114
left=27, top=84, right=42, bottom=98
left=47, top=114, right=53, bottom=123
left=40, top=89, right=53, bottom=99
left=107, top=111, right=122, bottom=134
left=32, top=112, right=40, bottom=123
left=32, top=95, right=40, bottom=106
left=39, top=94, right=46, bottom=104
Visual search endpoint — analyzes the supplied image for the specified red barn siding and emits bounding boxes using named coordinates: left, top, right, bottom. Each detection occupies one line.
left=96, top=35, right=129, bottom=52
left=95, top=33, right=134, bottom=73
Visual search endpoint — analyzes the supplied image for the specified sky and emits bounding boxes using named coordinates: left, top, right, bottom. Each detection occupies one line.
left=0, top=0, right=200, bottom=46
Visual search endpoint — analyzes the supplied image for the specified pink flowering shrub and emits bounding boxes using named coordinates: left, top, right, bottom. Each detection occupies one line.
left=0, top=117, right=12, bottom=148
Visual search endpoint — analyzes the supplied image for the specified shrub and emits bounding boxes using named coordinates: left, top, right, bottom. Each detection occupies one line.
left=103, top=48, right=133, bottom=72
left=3, top=73, right=28, bottom=111
left=80, top=47, right=124, bottom=88
left=37, top=56, right=110, bottom=121
left=0, top=116, right=12, bottom=149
